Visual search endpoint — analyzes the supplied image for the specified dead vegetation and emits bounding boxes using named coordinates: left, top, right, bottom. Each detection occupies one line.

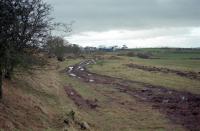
left=0, top=80, right=50, bottom=131
left=0, top=58, right=91, bottom=131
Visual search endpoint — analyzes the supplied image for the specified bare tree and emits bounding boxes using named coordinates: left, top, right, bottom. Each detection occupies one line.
left=0, top=0, right=51, bottom=99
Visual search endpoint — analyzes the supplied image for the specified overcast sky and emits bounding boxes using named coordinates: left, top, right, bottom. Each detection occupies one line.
left=46, top=0, right=200, bottom=48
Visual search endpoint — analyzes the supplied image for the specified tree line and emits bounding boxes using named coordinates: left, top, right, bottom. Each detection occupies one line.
left=44, top=36, right=81, bottom=61
left=0, top=0, right=81, bottom=99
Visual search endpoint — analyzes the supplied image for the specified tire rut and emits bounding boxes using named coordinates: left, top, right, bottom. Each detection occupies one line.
left=126, top=63, right=200, bottom=80
left=66, top=59, right=200, bottom=131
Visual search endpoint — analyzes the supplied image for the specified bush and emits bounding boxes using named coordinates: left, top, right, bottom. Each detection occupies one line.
left=136, top=52, right=152, bottom=59
left=57, top=56, right=65, bottom=61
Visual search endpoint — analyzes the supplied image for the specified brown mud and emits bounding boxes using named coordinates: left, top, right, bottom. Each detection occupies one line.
left=66, top=60, right=200, bottom=131
left=64, top=85, right=98, bottom=110
left=126, top=63, right=200, bottom=80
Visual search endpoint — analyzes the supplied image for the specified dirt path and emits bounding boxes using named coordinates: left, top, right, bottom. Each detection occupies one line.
left=64, top=85, right=98, bottom=109
left=126, top=63, right=200, bottom=80
left=66, top=60, right=200, bottom=131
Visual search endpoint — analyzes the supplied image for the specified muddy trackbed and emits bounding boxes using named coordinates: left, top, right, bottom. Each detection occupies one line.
left=126, top=63, right=200, bottom=80
left=66, top=60, right=200, bottom=131
left=64, top=85, right=98, bottom=109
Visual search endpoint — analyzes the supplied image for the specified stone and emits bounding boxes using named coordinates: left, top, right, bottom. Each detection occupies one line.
left=80, top=121, right=90, bottom=130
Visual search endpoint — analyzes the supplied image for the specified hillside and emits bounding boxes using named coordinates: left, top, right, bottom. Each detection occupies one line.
left=0, top=58, right=87, bottom=130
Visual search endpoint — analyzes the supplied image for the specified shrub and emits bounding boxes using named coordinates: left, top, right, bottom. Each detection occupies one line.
left=57, top=56, right=65, bottom=61
left=136, top=52, right=152, bottom=59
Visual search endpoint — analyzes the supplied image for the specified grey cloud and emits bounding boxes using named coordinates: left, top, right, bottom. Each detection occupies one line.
left=46, top=0, right=200, bottom=32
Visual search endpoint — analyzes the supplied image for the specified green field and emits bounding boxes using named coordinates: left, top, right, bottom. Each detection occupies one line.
left=89, top=48, right=200, bottom=94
